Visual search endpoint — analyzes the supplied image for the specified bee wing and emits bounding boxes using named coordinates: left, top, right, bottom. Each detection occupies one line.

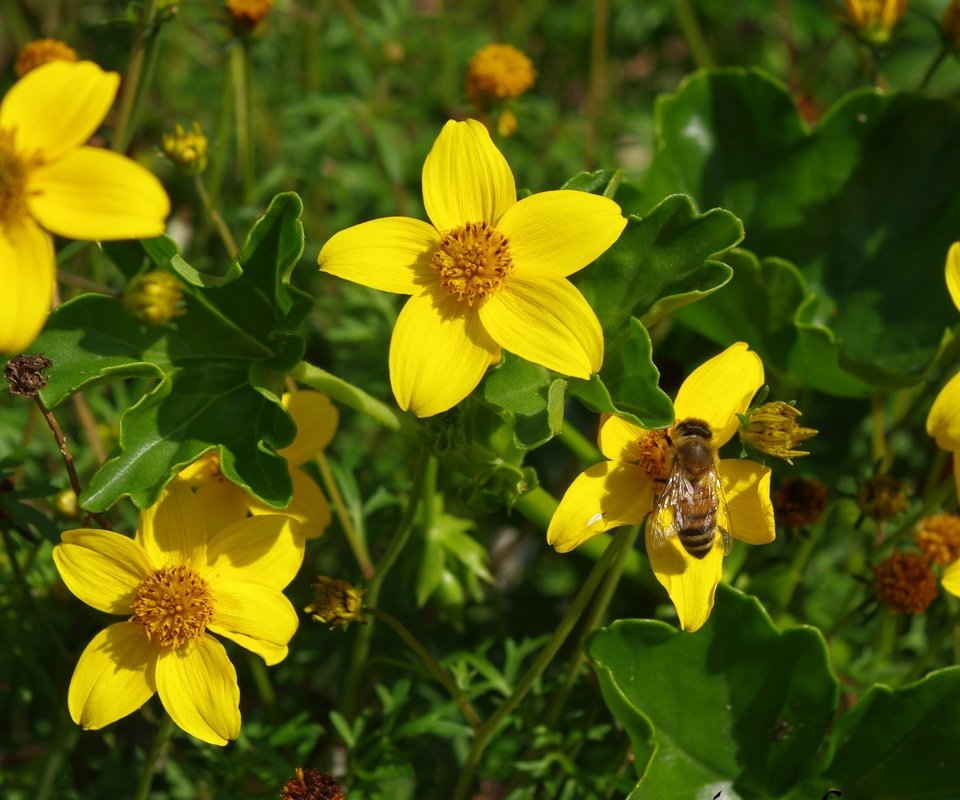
left=649, top=466, right=699, bottom=551
left=704, top=466, right=734, bottom=555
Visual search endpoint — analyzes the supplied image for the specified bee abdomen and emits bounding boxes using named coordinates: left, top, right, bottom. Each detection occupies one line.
left=679, top=523, right=716, bottom=559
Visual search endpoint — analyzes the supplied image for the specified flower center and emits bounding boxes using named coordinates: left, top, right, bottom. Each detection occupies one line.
left=0, top=129, right=28, bottom=226
left=130, top=564, right=215, bottom=649
left=635, top=429, right=670, bottom=486
left=432, top=221, right=514, bottom=305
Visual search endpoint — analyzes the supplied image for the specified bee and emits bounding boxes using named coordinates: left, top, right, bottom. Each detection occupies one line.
left=649, top=418, right=732, bottom=560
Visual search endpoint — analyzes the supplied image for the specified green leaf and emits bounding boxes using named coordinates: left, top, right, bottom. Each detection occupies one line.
left=587, top=585, right=839, bottom=797
left=33, top=193, right=311, bottom=511
left=826, top=667, right=960, bottom=798
left=480, top=354, right=566, bottom=450
left=642, top=68, right=960, bottom=393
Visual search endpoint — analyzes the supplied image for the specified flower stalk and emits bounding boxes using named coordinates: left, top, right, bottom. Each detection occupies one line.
left=132, top=714, right=175, bottom=800
left=113, top=0, right=163, bottom=153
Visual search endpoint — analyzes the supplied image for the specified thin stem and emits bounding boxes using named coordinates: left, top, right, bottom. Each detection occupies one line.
left=113, top=0, right=162, bottom=153
left=366, top=606, right=482, bottom=730
left=918, top=48, right=948, bottom=92
left=544, top=525, right=639, bottom=730
left=35, top=398, right=112, bottom=530
left=673, top=0, right=714, bottom=69
left=56, top=271, right=120, bottom=296
left=451, top=530, right=624, bottom=800
left=316, top=453, right=374, bottom=579
left=342, top=450, right=432, bottom=718
left=291, top=361, right=418, bottom=437
left=558, top=422, right=603, bottom=465
left=772, top=526, right=820, bottom=618
left=193, top=174, right=238, bottom=258
left=71, top=393, right=106, bottom=465
left=511, top=486, right=558, bottom=532
left=871, top=393, right=888, bottom=472
left=132, top=714, right=175, bottom=800
left=230, top=40, right=255, bottom=204
left=585, top=0, right=610, bottom=168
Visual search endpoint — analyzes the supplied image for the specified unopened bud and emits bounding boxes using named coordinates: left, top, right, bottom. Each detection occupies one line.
left=739, top=401, right=817, bottom=464
left=162, top=122, right=208, bottom=175
left=858, top=474, right=909, bottom=521
left=124, top=271, right=184, bottom=325
left=52, top=488, right=80, bottom=520
left=466, top=43, right=536, bottom=103
left=225, top=0, right=275, bottom=32
left=843, top=0, right=907, bottom=46
left=305, top=577, right=365, bottom=629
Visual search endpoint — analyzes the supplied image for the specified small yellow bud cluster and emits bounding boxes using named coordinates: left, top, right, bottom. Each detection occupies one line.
left=842, top=0, right=908, bottom=46
left=123, top=271, right=184, bottom=326
left=162, top=122, right=208, bottom=176
left=305, top=576, right=365, bottom=629
left=857, top=474, right=909, bottom=521
left=874, top=550, right=937, bottom=614
left=466, top=44, right=536, bottom=139
left=739, top=401, right=817, bottom=464
left=15, top=39, right=78, bottom=77
left=915, top=513, right=960, bottom=566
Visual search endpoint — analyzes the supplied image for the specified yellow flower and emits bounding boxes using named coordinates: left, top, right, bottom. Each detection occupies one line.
left=179, top=389, right=337, bottom=538
left=843, top=0, right=907, bottom=44
left=123, top=270, right=184, bottom=325
left=53, top=479, right=305, bottom=745
left=318, top=119, right=626, bottom=417
left=927, top=242, right=960, bottom=499
left=0, top=60, right=169, bottom=354
left=161, top=121, right=208, bottom=176
left=467, top=44, right=536, bottom=101
left=547, top=343, right=775, bottom=632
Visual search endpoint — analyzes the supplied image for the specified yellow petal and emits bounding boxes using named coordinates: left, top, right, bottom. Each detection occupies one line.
left=597, top=413, right=649, bottom=463
left=947, top=242, right=960, bottom=313
left=498, top=190, right=626, bottom=277
left=389, top=288, right=500, bottom=417
left=155, top=634, right=240, bottom=746
left=673, top=342, right=763, bottom=448
left=54, top=529, right=152, bottom=614
left=927, top=372, right=960, bottom=451
left=479, top=275, right=603, bottom=378
left=422, top=119, right=516, bottom=232
left=719, top=459, right=775, bottom=545
left=954, top=452, right=960, bottom=502
left=279, top=390, right=339, bottom=465
left=249, top=466, right=331, bottom=539
left=0, top=217, right=54, bottom=354
left=646, top=528, right=724, bottom=632
left=318, top=216, right=439, bottom=294
left=547, top=461, right=653, bottom=553
left=204, top=514, right=305, bottom=590
left=195, top=478, right=250, bottom=534
left=68, top=622, right=157, bottom=730
left=943, top=557, right=960, bottom=597
left=27, top=146, right=169, bottom=240
left=136, top=479, right=207, bottom=569
left=0, top=60, right=118, bottom=163
left=208, top=580, right=298, bottom=666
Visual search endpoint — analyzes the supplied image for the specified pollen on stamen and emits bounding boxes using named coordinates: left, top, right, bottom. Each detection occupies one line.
left=432, top=221, right=514, bottom=305
left=130, top=564, right=215, bottom=649
left=635, top=429, right=670, bottom=485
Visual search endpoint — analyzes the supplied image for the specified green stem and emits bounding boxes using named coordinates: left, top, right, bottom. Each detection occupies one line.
left=918, top=48, right=948, bottom=92
left=366, top=606, right=482, bottom=729
left=246, top=652, right=277, bottom=712
left=558, top=422, right=603, bottom=465
left=871, top=393, right=888, bottom=471
left=113, top=0, right=162, bottom=153
left=230, top=38, right=256, bottom=204
left=585, top=0, right=610, bottom=167
left=512, top=486, right=558, bottom=532
left=772, top=527, right=819, bottom=618
left=451, top=530, right=624, bottom=800
left=36, top=719, right=78, bottom=800
left=316, top=453, right=374, bottom=579
left=342, top=450, right=433, bottom=718
left=673, top=0, right=714, bottom=69
left=132, top=714, right=175, bottom=800
left=544, top=525, right=639, bottom=729
left=0, top=0, right=32, bottom=46
left=899, top=608, right=960, bottom=686
left=291, top=361, right=418, bottom=437
left=193, top=174, right=238, bottom=258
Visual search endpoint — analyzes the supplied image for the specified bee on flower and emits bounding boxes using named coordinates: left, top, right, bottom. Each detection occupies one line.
left=547, top=343, right=776, bottom=632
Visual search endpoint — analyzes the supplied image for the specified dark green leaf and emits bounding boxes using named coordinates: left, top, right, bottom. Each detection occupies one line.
left=588, top=585, right=839, bottom=797
left=480, top=354, right=566, bottom=450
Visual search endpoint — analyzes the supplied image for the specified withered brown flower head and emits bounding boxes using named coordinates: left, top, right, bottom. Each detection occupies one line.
left=915, top=513, right=960, bottom=566
left=773, top=476, right=828, bottom=527
left=280, top=767, right=345, bottom=800
left=874, top=551, right=938, bottom=614
left=857, top=474, right=909, bottom=521
left=5, top=354, right=52, bottom=397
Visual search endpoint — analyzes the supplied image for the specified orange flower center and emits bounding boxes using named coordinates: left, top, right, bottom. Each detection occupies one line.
left=635, top=429, right=670, bottom=486
left=15, top=38, right=78, bottom=77
left=0, top=130, right=28, bottom=226
left=432, top=221, right=513, bottom=305
left=130, top=564, right=215, bottom=648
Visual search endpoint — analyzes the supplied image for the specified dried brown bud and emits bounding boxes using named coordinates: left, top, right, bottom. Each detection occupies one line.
left=874, top=551, right=938, bottom=614
left=305, top=577, right=365, bottom=629
left=773, top=476, right=828, bottom=527
left=5, top=354, right=52, bottom=397
left=280, top=767, right=345, bottom=800
left=857, top=474, right=909, bottom=521
left=915, top=513, right=960, bottom=566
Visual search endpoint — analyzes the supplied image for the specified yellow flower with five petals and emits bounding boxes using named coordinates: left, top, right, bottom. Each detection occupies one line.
left=318, top=119, right=626, bottom=417
left=53, top=479, right=305, bottom=745
left=179, top=390, right=337, bottom=538
left=0, top=60, right=169, bottom=353
left=547, top=343, right=776, bottom=632
left=928, top=243, right=960, bottom=500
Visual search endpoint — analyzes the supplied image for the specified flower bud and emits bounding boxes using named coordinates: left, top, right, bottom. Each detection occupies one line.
left=739, top=401, right=817, bottom=464
left=857, top=474, right=909, bottom=521
left=915, top=513, right=960, bottom=566
left=15, top=39, right=78, bottom=77
left=123, top=271, right=184, bottom=326
left=52, top=488, right=80, bottom=520
left=225, top=0, right=275, bottom=32
left=305, top=576, right=365, bottom=629
left=874, top=550, right=937, bottom=614
left=773, top=476, right=828, bottom=527
left=162, top=122, right=208, bottom=176
left=843, top=0, right=908, bottom=46
left=467, top=44, right=536, bottom=103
